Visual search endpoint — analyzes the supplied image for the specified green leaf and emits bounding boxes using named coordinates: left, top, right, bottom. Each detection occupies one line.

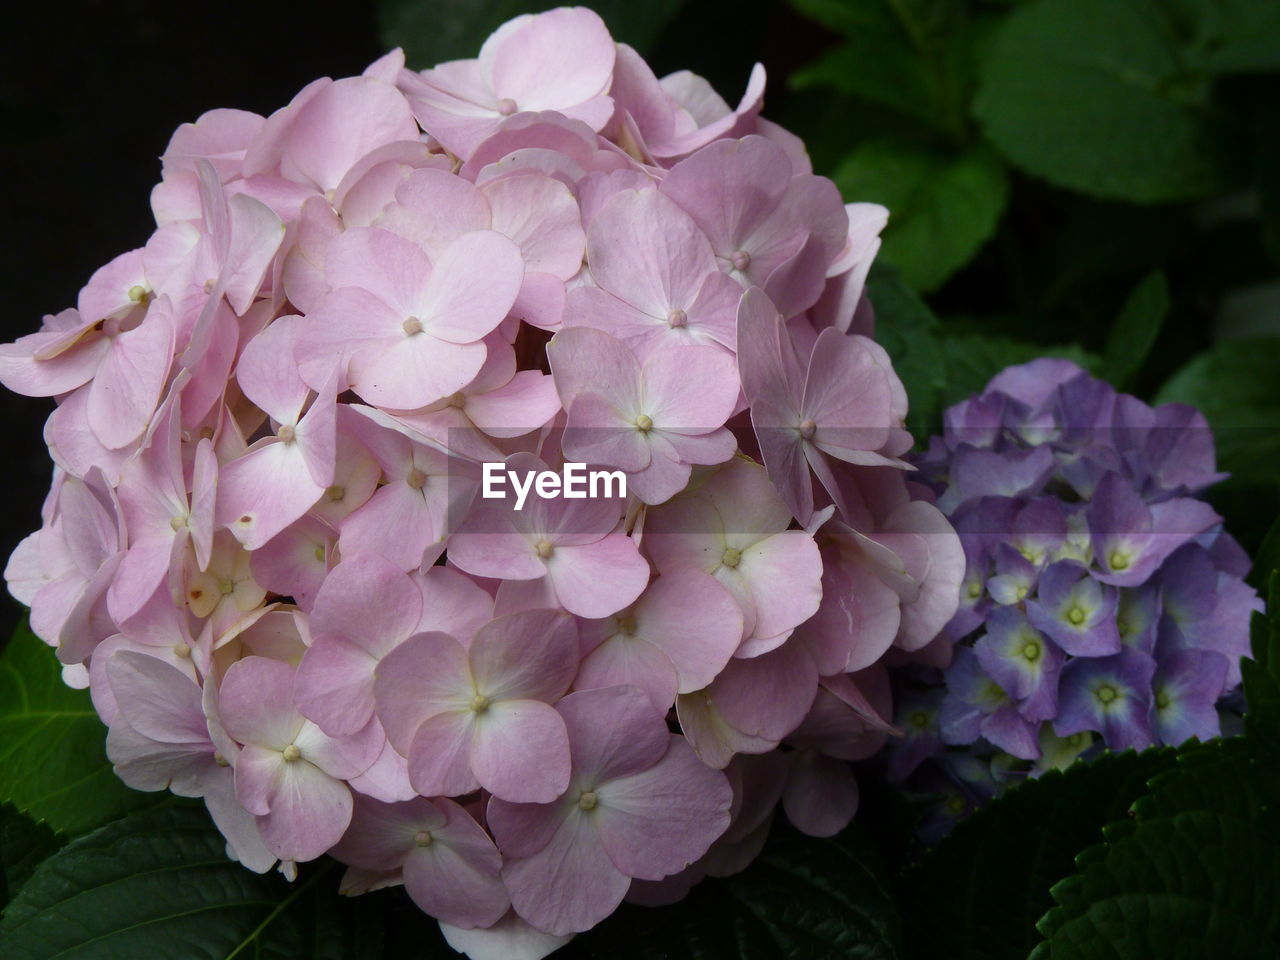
left=379, top=0, right=685, bottom=68
left=973, top=0, right=1238, bottom=203
left=1031, top=808, right=1280, bottom=959
left=789, top=0, right=975, bottom=137
left=1173, top=0, right=1280, bottom=75
left=1032, top=738, right=1280, bottom=959
left=1250, top=518, right=1280, bottom=592
left=0, top=623, right=158, bottom=835
left=0, top=805, right=62, bottom=913
left=573, top=823, right=901, bottom=959
left=904, top=749, right=1175, bottom=960
left=0, top=806, right=407, bottom=960
left=1155, top=337, right=1280, bottom=485
left=1100, top=271, right=1169, bottom=389
left=866, top=266, right=947, bottom=440
left=833, top=139, right=1008, bottom=292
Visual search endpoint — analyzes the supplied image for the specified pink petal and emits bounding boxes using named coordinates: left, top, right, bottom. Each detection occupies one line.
left=88, top=303, right=175, bottom=449
left=470, top=699, right=571, bottom=803
left=216, top=441, right=325, bottom=550
left=403, top=798, right=509, bottom=928
left=500, top=810, right=630, bottom=936
left=635, top=571, right=742, bottom=693
left=256, top=755, right=354, bottom=862
left=482, top=173, right=585, bottom=279
left=219, top=656, right=304, bottom=750
left=311, top=553, right=423, bottom=654
left=558, top=686, right=668, bottom=784
left=484, top=7, right=615, bottom=111
left=407, top=709, right=481, bottom=797
left=545, top=533, right=650, bottom=619
left=373, top=631, right=473, bottom=753
left=782, top=753, right=858, bottom=837
left=469, top=609, right=578, bottom=702
left=295, top=635, right=379, bottom=737
left=419, top=230, right=523, bottom=344
left=595, top=735, right=732, bottom=880
left=587, top=189, right=718, bottom=319
left=737, top=532, right=824, bottom=654
left=577, top=633, right=679, bottom=713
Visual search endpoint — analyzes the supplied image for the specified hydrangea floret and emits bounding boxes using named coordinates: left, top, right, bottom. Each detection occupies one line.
left=0, top=7, right=963, bottom=955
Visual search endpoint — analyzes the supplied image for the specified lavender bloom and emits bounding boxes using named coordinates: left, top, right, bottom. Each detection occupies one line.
left=894, top=359, right=1262, bottom=828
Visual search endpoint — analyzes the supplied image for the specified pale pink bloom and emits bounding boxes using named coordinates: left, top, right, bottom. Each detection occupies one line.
left=377, top=339, right=561, bottom=464
left=297, top=553, right=491, bottom=737
left=332, top=794, right=508, bottom=928
left=373, top=609, right=578, bottom=802
left=248, top=515, right=335, bottom=612
left=449, top=453, right=649, bottom=619
left=216, top=317, right=337, bottom=550
left=221, top=656, right=381, bottom=862
left=576, top=571, right=743, bottom=712
left=89, top=590, right=206, bottom=726
left=306, top=413, right=382, bottom=527
left=439, top=911, right=572, bottom=960
left=104, top=650, right=276, bottom=873
left=181, top=531, right=268, bottom=640
left=661, top=135, right=847, bottom=313
left=563, top=189, right=742, bottom=356
left=489, top=687, right=732, bottom=936
left=676, top=641, right=818, bottom=768
left=398, top=7, right=616, bottom=159
left=375, top=166, right=585, bottom=330
left=738, top=287, right=903, bottom=525
left=549, top=327, right=738, bottom=504
left=337, top=405, right=478, bottom=571
left=299, top=227, right=523, bottom=410
left=243, top=75, right=419, bottom=195
left=161, top=107, right=266, bottom=183
left=611, top=44, right=766, bottom=165
left=23, top=472, right=125, bottom=663
left=645, top=457, right=823, bottom=656
left=108, top=393, right=216, bottom=625
left=0, top=295, right=175, bottom=451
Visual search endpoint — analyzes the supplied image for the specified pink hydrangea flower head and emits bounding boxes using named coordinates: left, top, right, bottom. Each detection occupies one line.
left=1, top=9, right=956, bottom=947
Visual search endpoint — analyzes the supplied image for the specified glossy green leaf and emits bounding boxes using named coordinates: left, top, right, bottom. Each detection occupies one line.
left=572, top=823, right=900, bottom=960
left=904, top=750, right=1175, bottom=960
left=1155, top=337, right=1280, bottom=485
left=834, top=140, right=1008, bottom=292
left=1101, top=271, right=1169, bottom=389
left=974, top=0, right=1238, bottom=202
left=0, top=805, right=61, bottom=912
left=0, top=624, right=158, bottom=835
left=0, top=806, right=405, bottom=960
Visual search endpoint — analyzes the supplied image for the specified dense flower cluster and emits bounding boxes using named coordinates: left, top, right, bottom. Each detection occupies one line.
left=0, top=7, right=962, bottom=955
left=892, top=358, right=1260, bottom=830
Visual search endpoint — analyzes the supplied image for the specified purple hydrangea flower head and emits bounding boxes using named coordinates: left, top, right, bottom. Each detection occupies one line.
left=896, top=358, right=1262, bottom=830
